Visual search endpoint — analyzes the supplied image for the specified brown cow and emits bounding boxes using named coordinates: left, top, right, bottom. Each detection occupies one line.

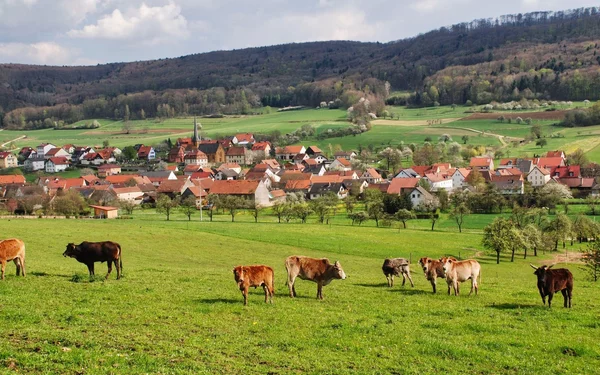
left=441, top=257, right=481, bottom=296
left=285, top=256, right=346, bottom=300
left=63, top=241, right=122, bottom=279
left=382, top=258, right=414, bottom=287
left=0, top=238, right=26, bottom=280
left=232, top=265, right=274, bottom=306
left=418, top=256, right=448, bottom=293
left=530, top=264, right=573, bottom=308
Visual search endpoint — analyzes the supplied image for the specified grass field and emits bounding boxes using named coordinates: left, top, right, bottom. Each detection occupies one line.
left=1, top=216, right=598, bottom=374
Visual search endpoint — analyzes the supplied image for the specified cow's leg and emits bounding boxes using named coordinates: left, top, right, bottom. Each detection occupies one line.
left=473, top=278, right=478, bottom=295
left=431, top=279, right=437, bottom=294
left=561, top=289, right=568, bottom=308
left=1, top=260, right=6, bottom=280
left=263, top=285, right=269, bottom=303
left=406, top=271, right=414, bottom=288
left=13, top=258, right=20, bottom=276
left=447, top=280, right=452, bottom=295
left=454, top=281, right=459, bottom=296
left=287, top=275, right=296, bottom=298
left=567, top=289, right=572, bottom=308
left=114, top=259, right=121, bottom=280
left=106, top=261, right=113, bottom=279
left=317, top=282, right=323, bottom=300
left=86, top=263, right=95, bottom=277
left=242, top=286, right=249, bottom=306
left=401, top=273, right=406, bottom=287
left=469, top=278, right=475, bottom=296
left=19, top=256, right=25, bottom=277
left=390, top=274, right=395, bottom=287
left=547, top=292, right=554, bottom=308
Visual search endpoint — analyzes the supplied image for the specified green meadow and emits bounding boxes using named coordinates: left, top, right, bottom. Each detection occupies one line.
left=1, top=215, right=598, bottom=374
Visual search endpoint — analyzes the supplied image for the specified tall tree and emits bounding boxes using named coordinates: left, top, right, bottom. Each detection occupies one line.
left=156, top=194, right=178, bottom=221
left=449, top=203, right=470, bottom=233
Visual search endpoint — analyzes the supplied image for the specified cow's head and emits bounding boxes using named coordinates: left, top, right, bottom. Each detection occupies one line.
left=440, top=257, right=454, bottom=274
left=63, top=243, right=79, bottom=258
left=530, top=264, right=553, bottom=283
left=232, top=266, right=244, bottom=283
left=419, top=257, right=431, bottom=273
left=333, top=261, right=346, bottom=280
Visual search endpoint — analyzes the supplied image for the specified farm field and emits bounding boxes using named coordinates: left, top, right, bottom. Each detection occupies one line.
left=1, top=217, right=599, bottom=374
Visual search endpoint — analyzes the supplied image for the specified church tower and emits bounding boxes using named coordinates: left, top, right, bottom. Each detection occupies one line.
left=192, top=116, right=200, bottom=147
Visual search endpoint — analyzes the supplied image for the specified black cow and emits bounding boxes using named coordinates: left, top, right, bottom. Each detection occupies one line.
left=63, top=241, right=123, bottom=279
left=530, top=264, right=573, bottom=308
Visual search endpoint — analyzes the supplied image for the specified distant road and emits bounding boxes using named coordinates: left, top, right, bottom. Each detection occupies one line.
left=0, top=135, right=26, bottom=149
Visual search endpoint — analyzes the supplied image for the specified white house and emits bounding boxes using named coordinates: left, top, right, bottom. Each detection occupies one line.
left=527, top=165, right=551, bottom=187
left=36, top=143, right=56, bottom=157
left=408, top=186, right=435, bottom=208
left=111, top=186, right=144, bottom=205
left=361, top=168, right=382, bottom=184
left=423, top=173, right=453, bottom=192
left=45, top=157, right=70, bottom=173
left=395, top=168, right=421, bottom=179
left=44, top=147, right=71, bottom=160
left=451, top=168, right=471, bottom=190
left=329, top=158, right=352, bottom=171
left=184, top=150, right=209, bottom=167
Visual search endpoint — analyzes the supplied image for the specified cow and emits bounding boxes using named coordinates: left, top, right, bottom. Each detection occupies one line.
left=0, top=238, right=26, bottom=280
left=440, top=257, right=481, bottom=296
left=63, top=241, right=123, bottom=280
left=418, top=256, right=449, bottom=293
left=285, top=256, right=346, bottom=300
left=382, top=258, right=414, bottom=287
left=530, top=264, right=573, bottom=308
left=232, top=265, right=274, bottom=306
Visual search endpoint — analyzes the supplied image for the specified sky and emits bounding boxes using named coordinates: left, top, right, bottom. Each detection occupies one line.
left=0, top=0, right=598, bottom=66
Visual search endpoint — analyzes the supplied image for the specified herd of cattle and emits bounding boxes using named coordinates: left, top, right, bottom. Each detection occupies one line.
left=0, top=238, right=574, bottom=308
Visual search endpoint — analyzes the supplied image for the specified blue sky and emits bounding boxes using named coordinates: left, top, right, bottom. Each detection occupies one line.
left=0, top=0, right=598, bottom=65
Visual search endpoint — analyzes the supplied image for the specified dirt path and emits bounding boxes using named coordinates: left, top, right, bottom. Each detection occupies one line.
left=372, top=118, right=461, bottom=126
left=1, top=135, right=26, bottom=149
left=442, top=126, right=524, bottom=147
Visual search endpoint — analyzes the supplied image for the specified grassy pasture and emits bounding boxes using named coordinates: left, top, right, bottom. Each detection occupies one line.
left=1, top=217, right=599, bottom=374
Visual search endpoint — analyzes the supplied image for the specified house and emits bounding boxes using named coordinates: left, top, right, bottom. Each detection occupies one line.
left=168, top=146, right=186, bottom=163
left=140, top=171, right=177, bottom=186
left=261, top=159, right=281, bottom=171
left=551, top=165, right=581, bottom=179
left=546, top=150, right=566, bottom=159
left=156, top=179, right=194, bottom=198
left=269, top=189, right=287, bottom=204
left=312, top=155, right=328, bottom=164
left=198, top=141, right=226, bottom=164
left=137, top=146, right=156, bottom=161
left=308, top=182, right=347, bottom=200
left=387, top=178, right=420, bottom=195
left=275, top=145, right=306, bottom=161
left=252, top=141, right=272, bottom=156
left=18, top=147, right=35, bottom=159
left=184, top=150, right=208, bottom=167
left=105, top=174, right=152, bottom=186
left=181, top=186, right=207, bottom=208
left=89, top=205, right=119, bottom=219
left=226, top=146, right=249, bottom=165
left=292, top=153, right=309, bottom=165
left=451, top=168, right=471, bottom=190
left=334, top=151, right=357, bottom=160
left=470, top=157, right=494, bottom=171
left=24, top=156, right=46, bottom=171
left=45, top=157, right=70, bottom=173
left=233, top=133, right=255, bottom=145
left=329, top=158, right=352, bottom=171
left=0, top=175, right=26, bottom=185
left=306, top=146, right=324, bottom=156
left=423, top=173, right=453, bottom=192
left=98, top=164, right=122, bottom=178
left=215, top=168, right=240, bottom=181
left=62, top=144, right=76, bottom=154
left=535, top=157, right=565, bottom=170
left=396, top=168, right=421, bottom=179
left=302, top=164, right=327, bottom=176
left=72, top=147, right=95, bottom=163
left=0, top=152, right=18, bottom=169
left=209, top=180, right=271, bottom=206
left=44, top=147, right=71, bottom=160
left=82, top=149, right=116, bottom=165
left=408, top=186, right=435, bottom=208
left=218, top=163, right=242, bottom=174
left=36, top=143, right=56, bottom=157
left=111, top=186, right=144, bottom=204
left=492, top=175, right=524, bottom=195
left=361, top=168, right=382, bottom=184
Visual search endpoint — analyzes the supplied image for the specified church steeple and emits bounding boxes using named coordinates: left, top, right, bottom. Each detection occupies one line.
left=193, top=116, right=200, bottom=147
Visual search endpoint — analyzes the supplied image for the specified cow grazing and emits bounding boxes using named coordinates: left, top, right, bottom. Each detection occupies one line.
left=530, top=264, right=573, bottom=308
left=0, top=238, right=26, bottom=280
left=232, top=265, right=274, bottom=306
left=63, top=241, right=123, bottom=279
left=382, top=258, right=414, bottom=287
left=441, top=257, right=481, bottom=296
left=285, top=256, right=346, bottom=300
left=418, top=257, right=448, bottom=293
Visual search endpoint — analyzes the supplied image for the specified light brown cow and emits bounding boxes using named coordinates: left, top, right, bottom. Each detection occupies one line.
left=285, top=256, right=346, bottom=300
left=418, top=256, right=449, bottom=294
left=232, top=265, right=274, bottom=306
left=0, top=238, right=26, bottom=280
left=440, top=257, right=481, bottom=296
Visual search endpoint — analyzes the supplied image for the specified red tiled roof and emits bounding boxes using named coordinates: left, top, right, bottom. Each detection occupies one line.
left=270, top=189, right=286, bottom=198
left=157, top=180, right=189, bottom=193
left=546, top=150, right=565, bottom=158
left=190, top=171, right=213, bottom=180
left=235, top=133, right=254, bottom=143
left=112, top=186, right=143, bottom=195
left=98, top=164, right=121, bottom=170
left=252, top=142, right=271, bottom=151
left=285, top=179, right=311, bottom=190
left=364, top=168, right=382, bottom=179
left=184, top=150, right=208, bottom=159
left=410, top=166, right=430, bottom=177
left=218, top=163, right=241, bottom=170
left=210, top=180, right=260, bottom=195
left=185, top=186, right=207, bottom=198
left=335, top=158, right=351, bottom=167
left=48, top=157, right=70, bottom=165
left=387, top=178, right=420, bottom=194
left=470, top=157, right=493, bottom=167
left=226, top=146, right=246, bottom=156
left=551, top=166, right=581, bottom=179
left=0, top=175, right=26, bottom=184
left=0, top=152, right=16, bottom=159
left=536, top=157, right=564, bottom=169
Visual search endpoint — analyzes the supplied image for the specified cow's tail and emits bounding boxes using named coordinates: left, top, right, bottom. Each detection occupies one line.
left=478, top=267, right=481, bottom=286
left=118, top=244, right=123, bottom=276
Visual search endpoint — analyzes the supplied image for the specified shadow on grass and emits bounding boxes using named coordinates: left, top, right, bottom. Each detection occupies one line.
left=387, top=288, right=429, bottom=295
left=353, top=282, right=388, bottom=288
left=30, top=271, right=72, bottom=278
left=487, top=303, right=540, bottom=310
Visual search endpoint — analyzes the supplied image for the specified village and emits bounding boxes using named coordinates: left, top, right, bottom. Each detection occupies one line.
left=0, top=118, right=597, bottom=219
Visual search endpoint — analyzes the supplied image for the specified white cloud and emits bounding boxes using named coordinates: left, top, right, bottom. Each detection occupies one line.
left=68, top=2, right=190, bottom=45
left=0, top=42, right=75, bottom=65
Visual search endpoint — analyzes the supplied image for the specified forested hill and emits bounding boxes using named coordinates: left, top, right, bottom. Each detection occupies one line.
left=1, top=7, right=600, bottom=128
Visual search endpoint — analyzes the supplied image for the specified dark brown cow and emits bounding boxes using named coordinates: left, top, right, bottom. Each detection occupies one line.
left=285, top=256, right=346, bottom=300
left=382, top=258, right=414, bottom=287
left=530, top=264, right=573, bottom=308
left=63, top=241, right=123, bottom=279
left=232, top=265, right=274, bottom=306
left=418, top=256, right=449, bottom=294
left=0, top=238, right=26, bottom=280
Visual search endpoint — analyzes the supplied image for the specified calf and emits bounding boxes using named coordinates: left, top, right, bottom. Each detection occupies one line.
left=232, top=265, right=274, bottom=306
left=441, top=257, right=481, bottom=296
left=418, top=257, right=448, bottom=293
left=530, top=264, right=573, bottom=308
left=382, top=258, right=414, bottom=287
left=285, top=256, right=346, bottom=300
left=63, top=241, right=123, bottom=279
left=0, top=238, right=26, bottom=280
